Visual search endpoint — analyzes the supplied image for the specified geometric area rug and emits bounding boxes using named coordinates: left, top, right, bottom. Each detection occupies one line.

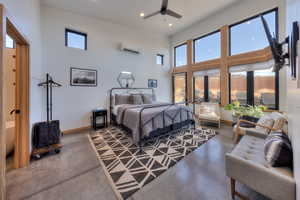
left=89, top=126, right=217, bottom=200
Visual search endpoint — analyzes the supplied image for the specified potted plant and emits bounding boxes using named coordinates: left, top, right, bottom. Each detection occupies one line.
left=224, top=101, right=267, bottom=124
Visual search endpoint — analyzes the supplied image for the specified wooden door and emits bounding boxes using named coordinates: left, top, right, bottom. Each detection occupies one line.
left=14, top=44, right=29, bottom=168
left=4, top=47, right=17, bottom=170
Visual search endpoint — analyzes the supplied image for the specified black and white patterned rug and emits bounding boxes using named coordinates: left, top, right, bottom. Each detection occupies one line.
left=89, top=126, right=216, bottom=200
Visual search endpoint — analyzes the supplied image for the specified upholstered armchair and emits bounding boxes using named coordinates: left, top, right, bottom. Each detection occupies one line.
left=233, top=112, right=287, bottom=143
left=195, top=102, right=221, bottom=128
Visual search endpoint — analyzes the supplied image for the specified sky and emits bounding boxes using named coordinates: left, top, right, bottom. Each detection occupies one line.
left=5, top=35, right=14, bottom=48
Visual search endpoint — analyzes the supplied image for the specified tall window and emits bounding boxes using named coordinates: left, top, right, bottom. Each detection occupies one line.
left=230, top=71, right=247, bottom=105
left=194, top=31, right=221, bottom=63
left=230, top=9, right=277, bottom=55
left=254, top=68, right=276, bottom=108
left=174, top=44, right=187, bottom=67
left=193, top=69, right=220, bottom=103
left=209, top=74, right=220, bottom=103
left=173, top=73, right=187, bottom=103
left=229, top=60, right=278, bottom=109
left=65, top=29, right=87, bottom=50
left=194, top=76, right=205, bottom=102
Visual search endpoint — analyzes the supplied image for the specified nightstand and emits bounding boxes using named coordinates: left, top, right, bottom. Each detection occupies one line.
left=92, top=109, right=107, bottom=130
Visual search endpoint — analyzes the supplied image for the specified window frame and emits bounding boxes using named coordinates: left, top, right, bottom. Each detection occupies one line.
left=156, top=54, right=164, bottom=65
left=229, top=7, right=279, bottom=56
left=229, top=70, right=279, bottom=110
left=193, top=29, right=221, bottom=63
left=174, top=43, right=187, bottom=67
left=172, top=72, right=188, bottom=104
left=65, top=28, right=88, bottom=50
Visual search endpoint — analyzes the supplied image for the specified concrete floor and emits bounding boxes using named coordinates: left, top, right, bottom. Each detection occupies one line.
left=6, top=125, right=269, bottom=200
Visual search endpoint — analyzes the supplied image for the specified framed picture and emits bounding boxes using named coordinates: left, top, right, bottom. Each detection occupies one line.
left=70, top=67, right=97, bottom=87
left=148, top=79, right=157, bottom=88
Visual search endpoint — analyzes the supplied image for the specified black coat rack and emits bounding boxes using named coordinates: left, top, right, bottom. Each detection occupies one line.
left=32, top=74, right=62, bottom=158
left=38, top=73, right=62, bottom=122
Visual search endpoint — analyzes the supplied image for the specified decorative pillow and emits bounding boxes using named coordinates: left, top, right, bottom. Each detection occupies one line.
left=142, top=93, right=154, bottom=104
left=256, top=115, right=275, bottom=133
left=130, top=94, right=143, bottom=105
left=115, top=94, right=131, bottom=105
left=264, top=131, right=293, bottom=167
left=270, top=112, right=286, bottom=130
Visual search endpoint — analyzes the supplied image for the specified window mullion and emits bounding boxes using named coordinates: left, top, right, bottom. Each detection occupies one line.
left=275, top=71, right=280, bottom=110
left=247, top=71, right=254, bottom=106
left=228, top=73, right=231, bottom=104
left=204, top=76, right=209, bottom=102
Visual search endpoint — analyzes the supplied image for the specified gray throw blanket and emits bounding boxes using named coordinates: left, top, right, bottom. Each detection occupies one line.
left=116, top=103, right=193, bottom=144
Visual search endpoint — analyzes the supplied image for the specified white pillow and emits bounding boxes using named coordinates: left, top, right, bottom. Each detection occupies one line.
left=256, top=115, right=274, bottom=133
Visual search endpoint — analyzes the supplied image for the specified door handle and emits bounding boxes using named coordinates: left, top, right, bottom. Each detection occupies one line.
left=10, top=109, right=20, bottom=115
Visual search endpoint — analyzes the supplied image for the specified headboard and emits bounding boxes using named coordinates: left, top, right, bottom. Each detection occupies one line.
left=109, top=87, right=155, bottom=119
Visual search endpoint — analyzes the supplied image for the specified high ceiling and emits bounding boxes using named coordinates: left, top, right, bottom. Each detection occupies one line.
left=41, top=0, right=239, bottom=36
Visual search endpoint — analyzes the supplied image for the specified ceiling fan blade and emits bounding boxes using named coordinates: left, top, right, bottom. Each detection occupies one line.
left=166, top=9, right=182, bottom=19
left=143, top=11, right=161, bottom=19
left=161, top=0, right=168, bottom=10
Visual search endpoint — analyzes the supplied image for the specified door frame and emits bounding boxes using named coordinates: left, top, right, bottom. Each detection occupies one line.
left=0, top=4, right=30, bottom=199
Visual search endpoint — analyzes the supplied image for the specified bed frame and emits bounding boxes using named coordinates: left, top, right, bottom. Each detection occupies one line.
left=109, top=88, right=195, bottom=147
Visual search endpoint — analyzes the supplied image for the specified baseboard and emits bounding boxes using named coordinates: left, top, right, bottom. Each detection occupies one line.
left=221, top=120, right=233, bottom=126
left=62, top=126, right=92, bottom=135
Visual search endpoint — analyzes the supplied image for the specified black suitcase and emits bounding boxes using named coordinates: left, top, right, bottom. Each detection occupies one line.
left=33, top=120, right=61, bottom=149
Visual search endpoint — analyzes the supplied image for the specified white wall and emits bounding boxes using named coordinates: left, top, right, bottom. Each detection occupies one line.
left=0, top=0, right=43, bottom=147
left=41, top=6, right=172, bottom=131
left=286, top=0, right=300, bottom=198
left=169, top=0, right=287, bottom=120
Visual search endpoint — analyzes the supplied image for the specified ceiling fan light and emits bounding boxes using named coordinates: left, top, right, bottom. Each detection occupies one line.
left=140, top=12, right=145, bottom=17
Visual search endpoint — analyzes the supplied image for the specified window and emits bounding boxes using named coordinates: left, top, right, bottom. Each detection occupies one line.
left=229, top=60, right=278, bottom=109
left=65, top=29, right=87, bottom=50
left=194, top=31, right=221, bottom=63
left=173, top=73, right=187, bottom=103
left=254, top=68, right=276, bottom=108
left=193, top=69, right=220, bottom=103
left=194, top=76, right=205, bottom=102
left=230, top=9, right=277, bottom=55
left=230, top=71, right=247, bottom=105
left=208, top=74, right=220, bottom=103
left=6, top=35, right=14, bottom=48
left=156, top=54, right=164, bottom=65
left=174, top=44, right=187, bottom=67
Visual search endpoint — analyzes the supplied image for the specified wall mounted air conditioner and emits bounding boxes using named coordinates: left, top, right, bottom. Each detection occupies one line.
left=119, top=43, right=141, bottom=55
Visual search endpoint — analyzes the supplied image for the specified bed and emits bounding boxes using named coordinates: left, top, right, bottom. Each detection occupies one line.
left=109, top=88, right=195, bottom=146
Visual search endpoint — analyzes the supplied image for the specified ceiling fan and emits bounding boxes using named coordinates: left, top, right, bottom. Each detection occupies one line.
left=143, top=0, right=182, bottom=19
